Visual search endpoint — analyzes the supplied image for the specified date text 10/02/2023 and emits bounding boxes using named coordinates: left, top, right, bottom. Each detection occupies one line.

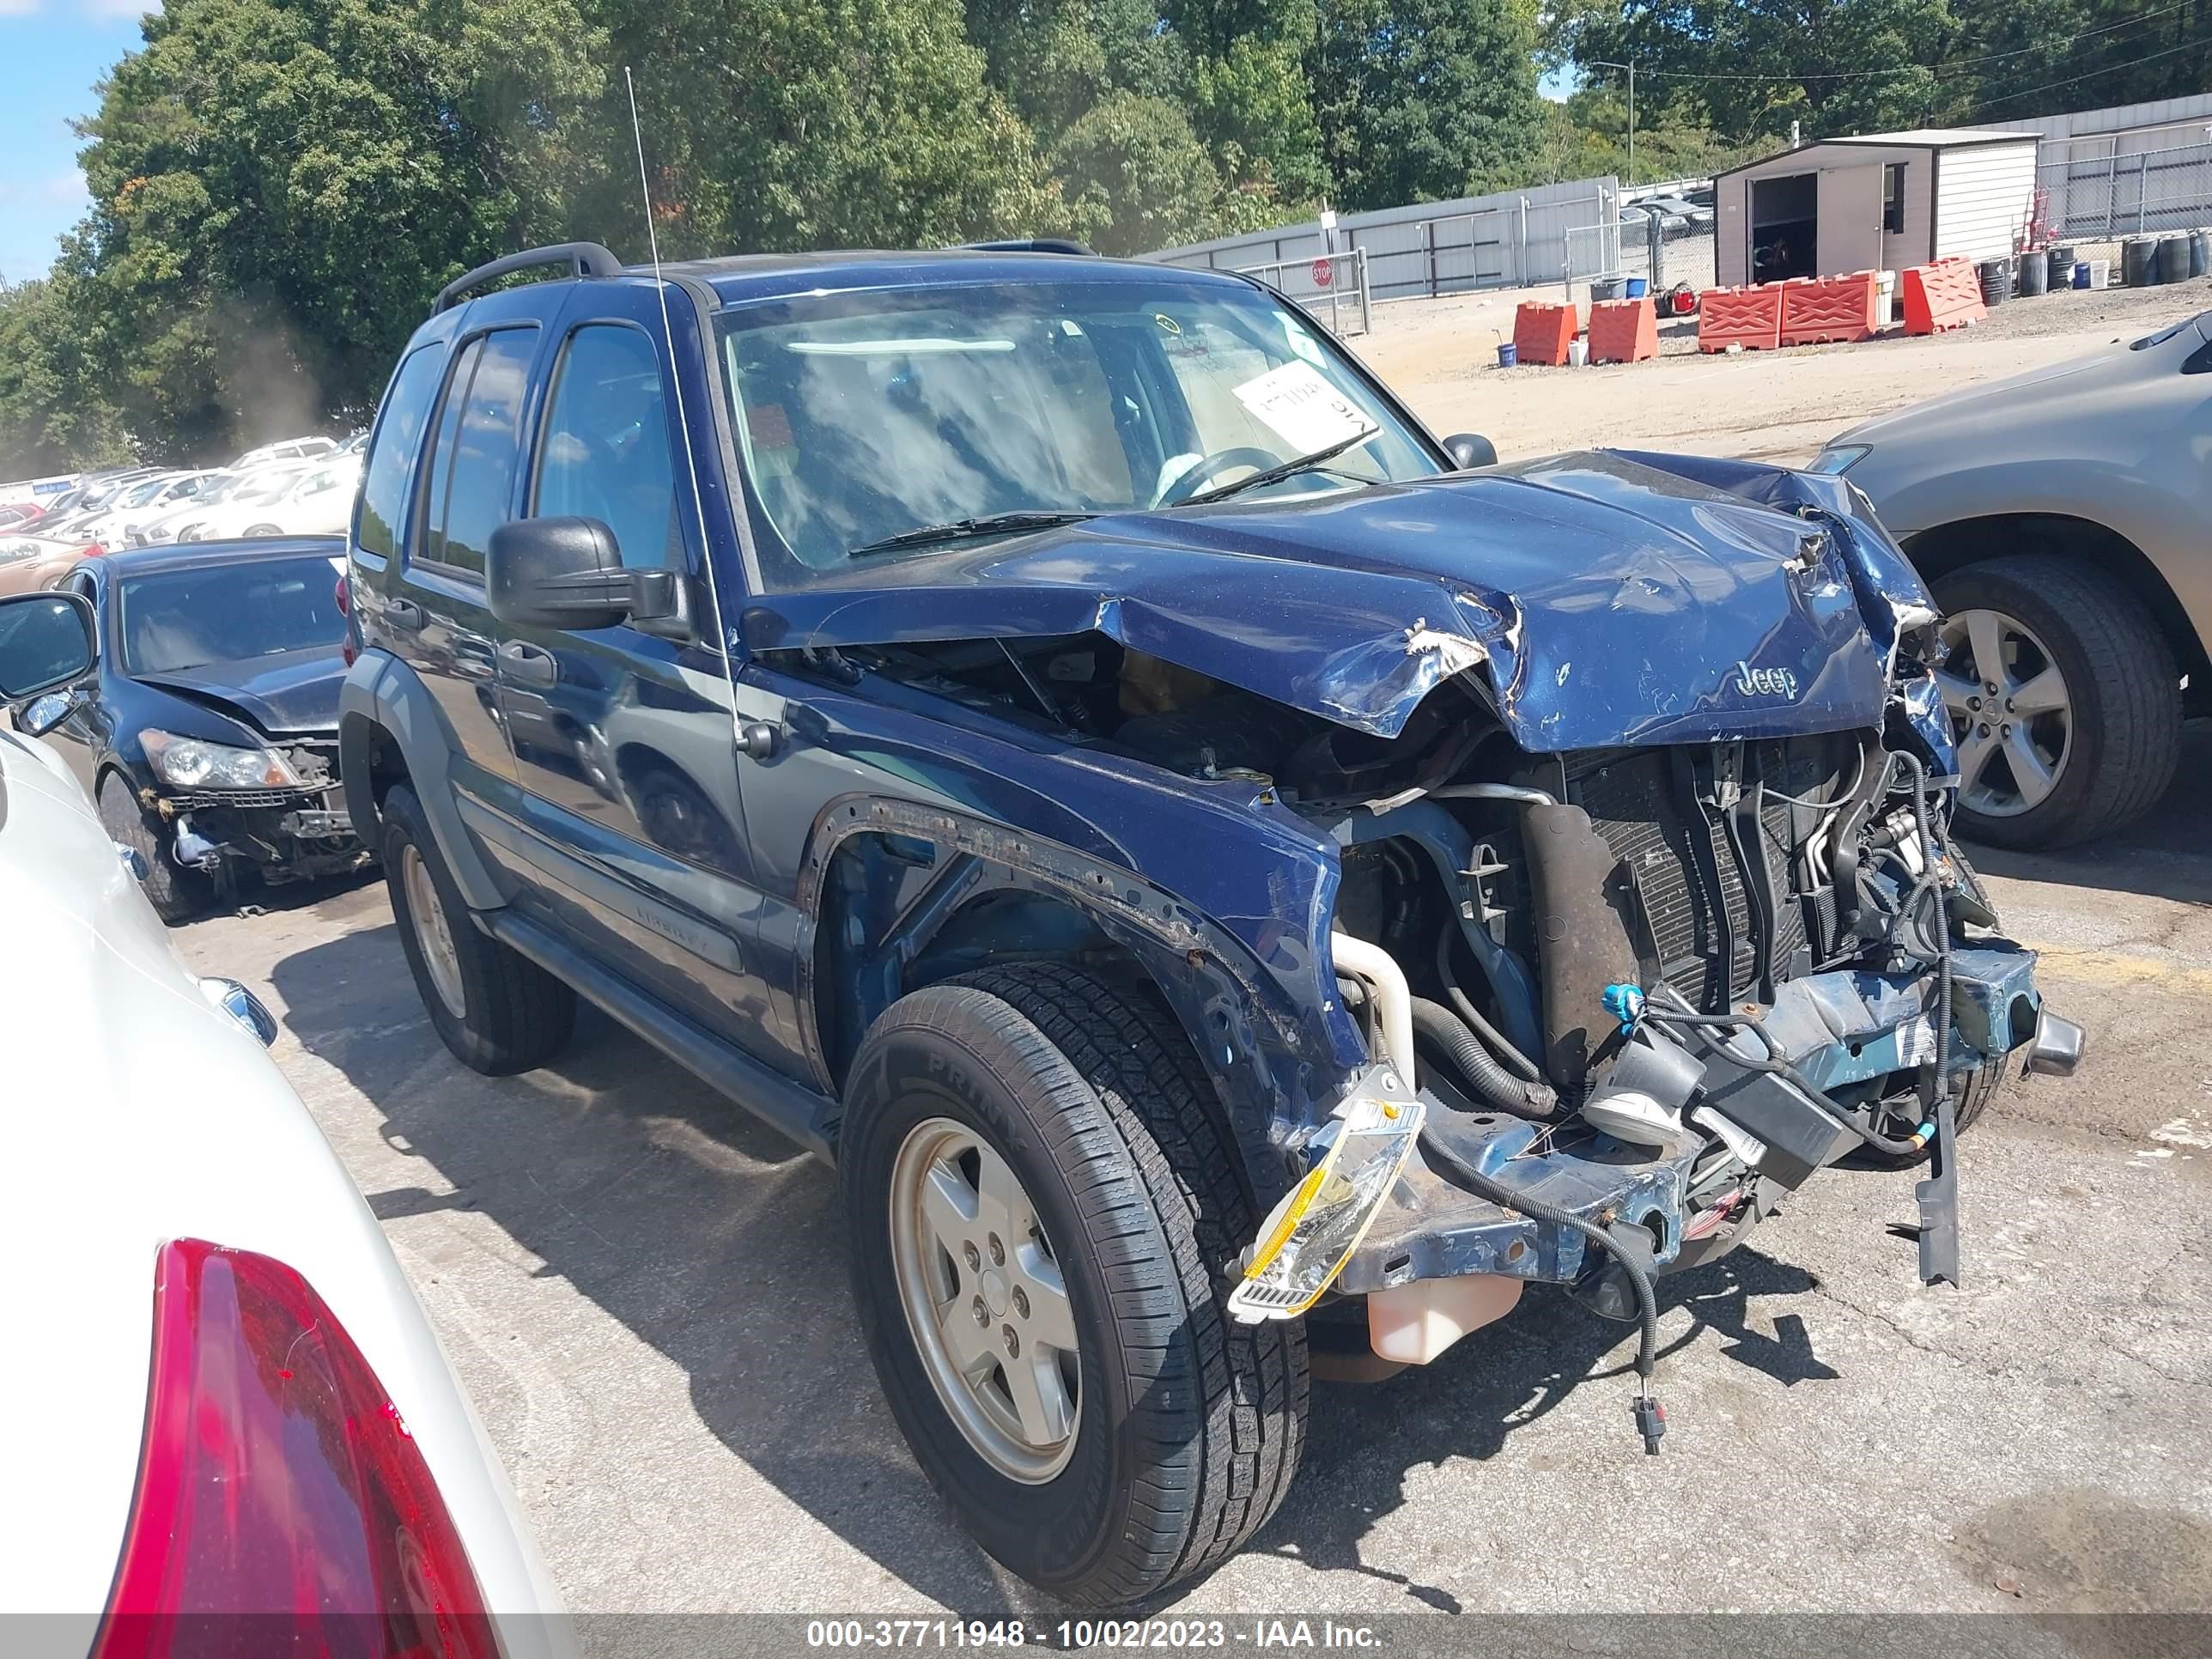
left=803, top=1620, right=1385, bottom=1649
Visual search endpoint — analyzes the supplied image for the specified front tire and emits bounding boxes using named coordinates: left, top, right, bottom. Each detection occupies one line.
left=1931, top=555, right=2180, bottom=848
left=380, top=783, right=574, bottom=1074
left=97, top=772, right=210, bottom=925
left=839, top=963, right=1306, bottom=1604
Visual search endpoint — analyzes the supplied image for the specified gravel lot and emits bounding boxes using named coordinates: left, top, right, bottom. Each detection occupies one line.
left=165, top=296, right=2212, bottom=1623
left=1366, top=272, right=2212, bottom=465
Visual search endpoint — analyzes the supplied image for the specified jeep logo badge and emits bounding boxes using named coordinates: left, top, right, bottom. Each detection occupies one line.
left=1734, top=660, right=1799, bottom=699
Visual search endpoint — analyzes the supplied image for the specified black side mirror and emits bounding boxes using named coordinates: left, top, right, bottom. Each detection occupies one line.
left=0, top=591, right=95, bottom=702
left=1443, top=433, right=1498, bottom=470
left=487, top=516, right=679, bottom=631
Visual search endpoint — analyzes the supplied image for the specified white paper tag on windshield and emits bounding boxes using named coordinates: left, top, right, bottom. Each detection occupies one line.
left=1232, top=361, right=1377, bottom=456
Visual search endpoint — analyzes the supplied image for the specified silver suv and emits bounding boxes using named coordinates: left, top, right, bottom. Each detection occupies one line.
left=1814, top=307, right=2210, bottom=848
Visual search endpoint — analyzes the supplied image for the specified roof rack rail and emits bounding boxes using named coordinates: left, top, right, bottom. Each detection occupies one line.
left=434, top=241, right=625, bottom=314
left=959, top=238, right=1096, bottom=256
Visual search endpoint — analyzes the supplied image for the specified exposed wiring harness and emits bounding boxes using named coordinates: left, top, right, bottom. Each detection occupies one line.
left=1415, top=1125, right=1667, bottom=1454
left=1409, top=996, right=1559, bottom=1119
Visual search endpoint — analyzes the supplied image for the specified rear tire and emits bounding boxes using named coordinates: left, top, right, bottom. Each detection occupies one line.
left=380, top=783, right=574, bottom=1074
left=839, top=963, right=1305, bottom=1604
left=97, top=772, right=209, bottom=926
left=1930, top=555, right=2180, bottom=848
left=242, top=522, right=283, bottom=537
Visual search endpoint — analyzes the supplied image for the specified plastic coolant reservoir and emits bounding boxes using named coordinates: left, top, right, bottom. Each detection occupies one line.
left=1366, top=1274, right=1524, bottom=1364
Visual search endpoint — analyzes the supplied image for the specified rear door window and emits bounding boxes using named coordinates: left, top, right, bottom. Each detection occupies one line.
left=419, top=327, right=539, bottom=576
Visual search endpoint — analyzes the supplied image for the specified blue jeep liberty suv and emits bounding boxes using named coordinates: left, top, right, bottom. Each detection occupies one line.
left=339, top=240, right=2081, bottom=1603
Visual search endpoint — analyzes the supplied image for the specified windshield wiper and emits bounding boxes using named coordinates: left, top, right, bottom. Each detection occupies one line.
left=1178, top=428, right=1381, bottom=507
left=848, top=509, right=1097, bottom=559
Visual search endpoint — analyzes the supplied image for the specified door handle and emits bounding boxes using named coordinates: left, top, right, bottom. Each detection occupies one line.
left=500, top=640, right=559, bottom=688
left=386, top=597, right=423, bottom=631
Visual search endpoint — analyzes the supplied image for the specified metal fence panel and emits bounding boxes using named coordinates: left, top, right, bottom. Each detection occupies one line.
left=2038, top=140, right=2212, bottom=241
left=1146, top=176, right=1625, bottom=325
left=1227, top=247, right=1374, bottom=335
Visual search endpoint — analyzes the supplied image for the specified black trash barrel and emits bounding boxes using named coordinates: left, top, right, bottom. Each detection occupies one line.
left=2192, top=231, right=2209, bottom=279
left=2020, top=253, right=2049, bottom=296
left=1978, top=258, right=2012, bottom=306
left=2046, top=246, right=2075, bottom=289
left=2122, top=237, right=2156, bottom=287
left=2158, top=235, right=2192, bottom=284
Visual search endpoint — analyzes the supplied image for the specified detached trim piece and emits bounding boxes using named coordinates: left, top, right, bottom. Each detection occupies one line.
left=434, top=242, right=624, bottom=314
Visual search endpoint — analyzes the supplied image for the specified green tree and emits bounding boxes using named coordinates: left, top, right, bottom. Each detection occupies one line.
left=1552, top=0, right=1956, bottom=146
left=1192, top=33, right=1330, bottom=203
left=1310, top=0, right=1547, bottom=209
left=601, top=0, right=1069, bottom=258
left=1050, top=89, right=1231, bottom=252
left=0, top=271, right=130, bottom=475
left=70, top=0, right=616, bottom=457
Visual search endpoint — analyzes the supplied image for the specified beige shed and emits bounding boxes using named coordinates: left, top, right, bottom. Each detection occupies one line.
left=1712, top=130, right=2042, bottom=288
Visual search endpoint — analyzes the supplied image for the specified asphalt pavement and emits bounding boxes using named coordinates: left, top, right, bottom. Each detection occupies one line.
left=174, top=727, right=2212, bottom=1621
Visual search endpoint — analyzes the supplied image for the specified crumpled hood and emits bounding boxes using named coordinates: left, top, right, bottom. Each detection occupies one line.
left=131, top=644, right=346, bottom=738
left=744, top=451, right=1928, bottom=752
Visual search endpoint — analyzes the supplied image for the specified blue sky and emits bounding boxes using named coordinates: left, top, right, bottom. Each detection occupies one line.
left=0, top=3, right=145, bottom=283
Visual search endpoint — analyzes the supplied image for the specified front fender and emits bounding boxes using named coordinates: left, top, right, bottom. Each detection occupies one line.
left=339, top=648, right=505, bottom=912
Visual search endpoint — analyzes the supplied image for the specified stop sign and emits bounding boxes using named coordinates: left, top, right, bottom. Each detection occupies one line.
left=1311, top=258, right=1334, bottom=289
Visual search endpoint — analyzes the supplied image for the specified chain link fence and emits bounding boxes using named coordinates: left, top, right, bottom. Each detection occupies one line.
left=2038, top=138, right=2212, bottom=241
left=1616, top=214, right=1716, bottom=297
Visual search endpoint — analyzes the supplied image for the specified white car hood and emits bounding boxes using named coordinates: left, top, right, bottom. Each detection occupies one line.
left=0, top=731, right=563, bottom=1638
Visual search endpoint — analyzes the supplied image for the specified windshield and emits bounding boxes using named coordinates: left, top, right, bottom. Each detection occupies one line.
left=718, top=276, right=1443, bottom=586
left=118, top=556, right=345, bottom=675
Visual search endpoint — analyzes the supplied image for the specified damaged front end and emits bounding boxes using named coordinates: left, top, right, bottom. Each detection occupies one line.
left=750, top=444, right=2080, bottom=1452
left=143, top=734, right=368, bottom=888
left=1203, top=453, right=2081, bottom=1450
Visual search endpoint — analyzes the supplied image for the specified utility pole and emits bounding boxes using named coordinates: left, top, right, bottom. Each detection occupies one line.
left=1589, top=60, right=1635, bottom=185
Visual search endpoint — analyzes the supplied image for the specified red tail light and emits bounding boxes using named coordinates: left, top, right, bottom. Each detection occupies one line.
left=84, top=543, right=106, bottom=559
left=94, top=1240, right=495, bottom=1659
left=336, top=574, right=356, bottom=667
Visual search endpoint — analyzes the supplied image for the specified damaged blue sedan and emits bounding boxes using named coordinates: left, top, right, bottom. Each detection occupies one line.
left=340, top=243, right=2083, bottom=1606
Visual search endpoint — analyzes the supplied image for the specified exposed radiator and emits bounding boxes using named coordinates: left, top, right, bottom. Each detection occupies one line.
left=1570, top=739, right=1846, bottom=1008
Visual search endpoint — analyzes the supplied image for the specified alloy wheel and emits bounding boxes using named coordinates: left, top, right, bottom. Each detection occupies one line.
left=1935, top=607, right=2071, bottom=818
left=401, top=844, right=467, bottom=1018
left=887, top=1117, right=1081, bottom=1484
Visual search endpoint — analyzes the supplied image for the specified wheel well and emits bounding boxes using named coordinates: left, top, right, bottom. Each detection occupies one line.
left=339, top=711, right=414, bottom=837
left=812, top=830, right=1153, bottom=1092
left=1903, top=514, right=2208, bottom=708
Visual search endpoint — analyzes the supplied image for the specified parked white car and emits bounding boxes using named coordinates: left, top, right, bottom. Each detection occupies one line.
left=136, top=469, right=254, bottom=544
left=0, top=591, right=568, bottom=1649
left=76, top=470, right=223, bottom=550
left=170, top=462, right=333, bottom=539
left=233, top=434, right=338, bottom=468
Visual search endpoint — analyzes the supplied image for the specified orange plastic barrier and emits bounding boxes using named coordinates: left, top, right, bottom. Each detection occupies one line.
left=1697, top=284, right=1783, bottom=351
left=1513, top=301, right=1577, bottom=367
left=1587, top=297, right=1657, bottom=364
left=1779, top=271, right=1881, bottom=345
left=1901, top=258, right=1986, bottom=335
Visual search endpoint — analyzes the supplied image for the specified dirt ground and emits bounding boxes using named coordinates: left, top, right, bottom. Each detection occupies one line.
left=1363, top=273, right=2212, bottom=467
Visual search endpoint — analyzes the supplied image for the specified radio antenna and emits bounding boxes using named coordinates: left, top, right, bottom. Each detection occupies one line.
left=624, top=65, right=738, bottom=689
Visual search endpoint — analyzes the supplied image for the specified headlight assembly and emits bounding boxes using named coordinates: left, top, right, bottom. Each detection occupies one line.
left=142, top=729, right=301, bottom=791
left=1806, top=445, right=1869, bottom=476
left=1226, top=1067, right=1424, bottom=1322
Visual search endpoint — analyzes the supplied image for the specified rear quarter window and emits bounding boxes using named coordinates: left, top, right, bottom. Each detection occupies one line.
left=356, top=343, right=448, bottom=566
